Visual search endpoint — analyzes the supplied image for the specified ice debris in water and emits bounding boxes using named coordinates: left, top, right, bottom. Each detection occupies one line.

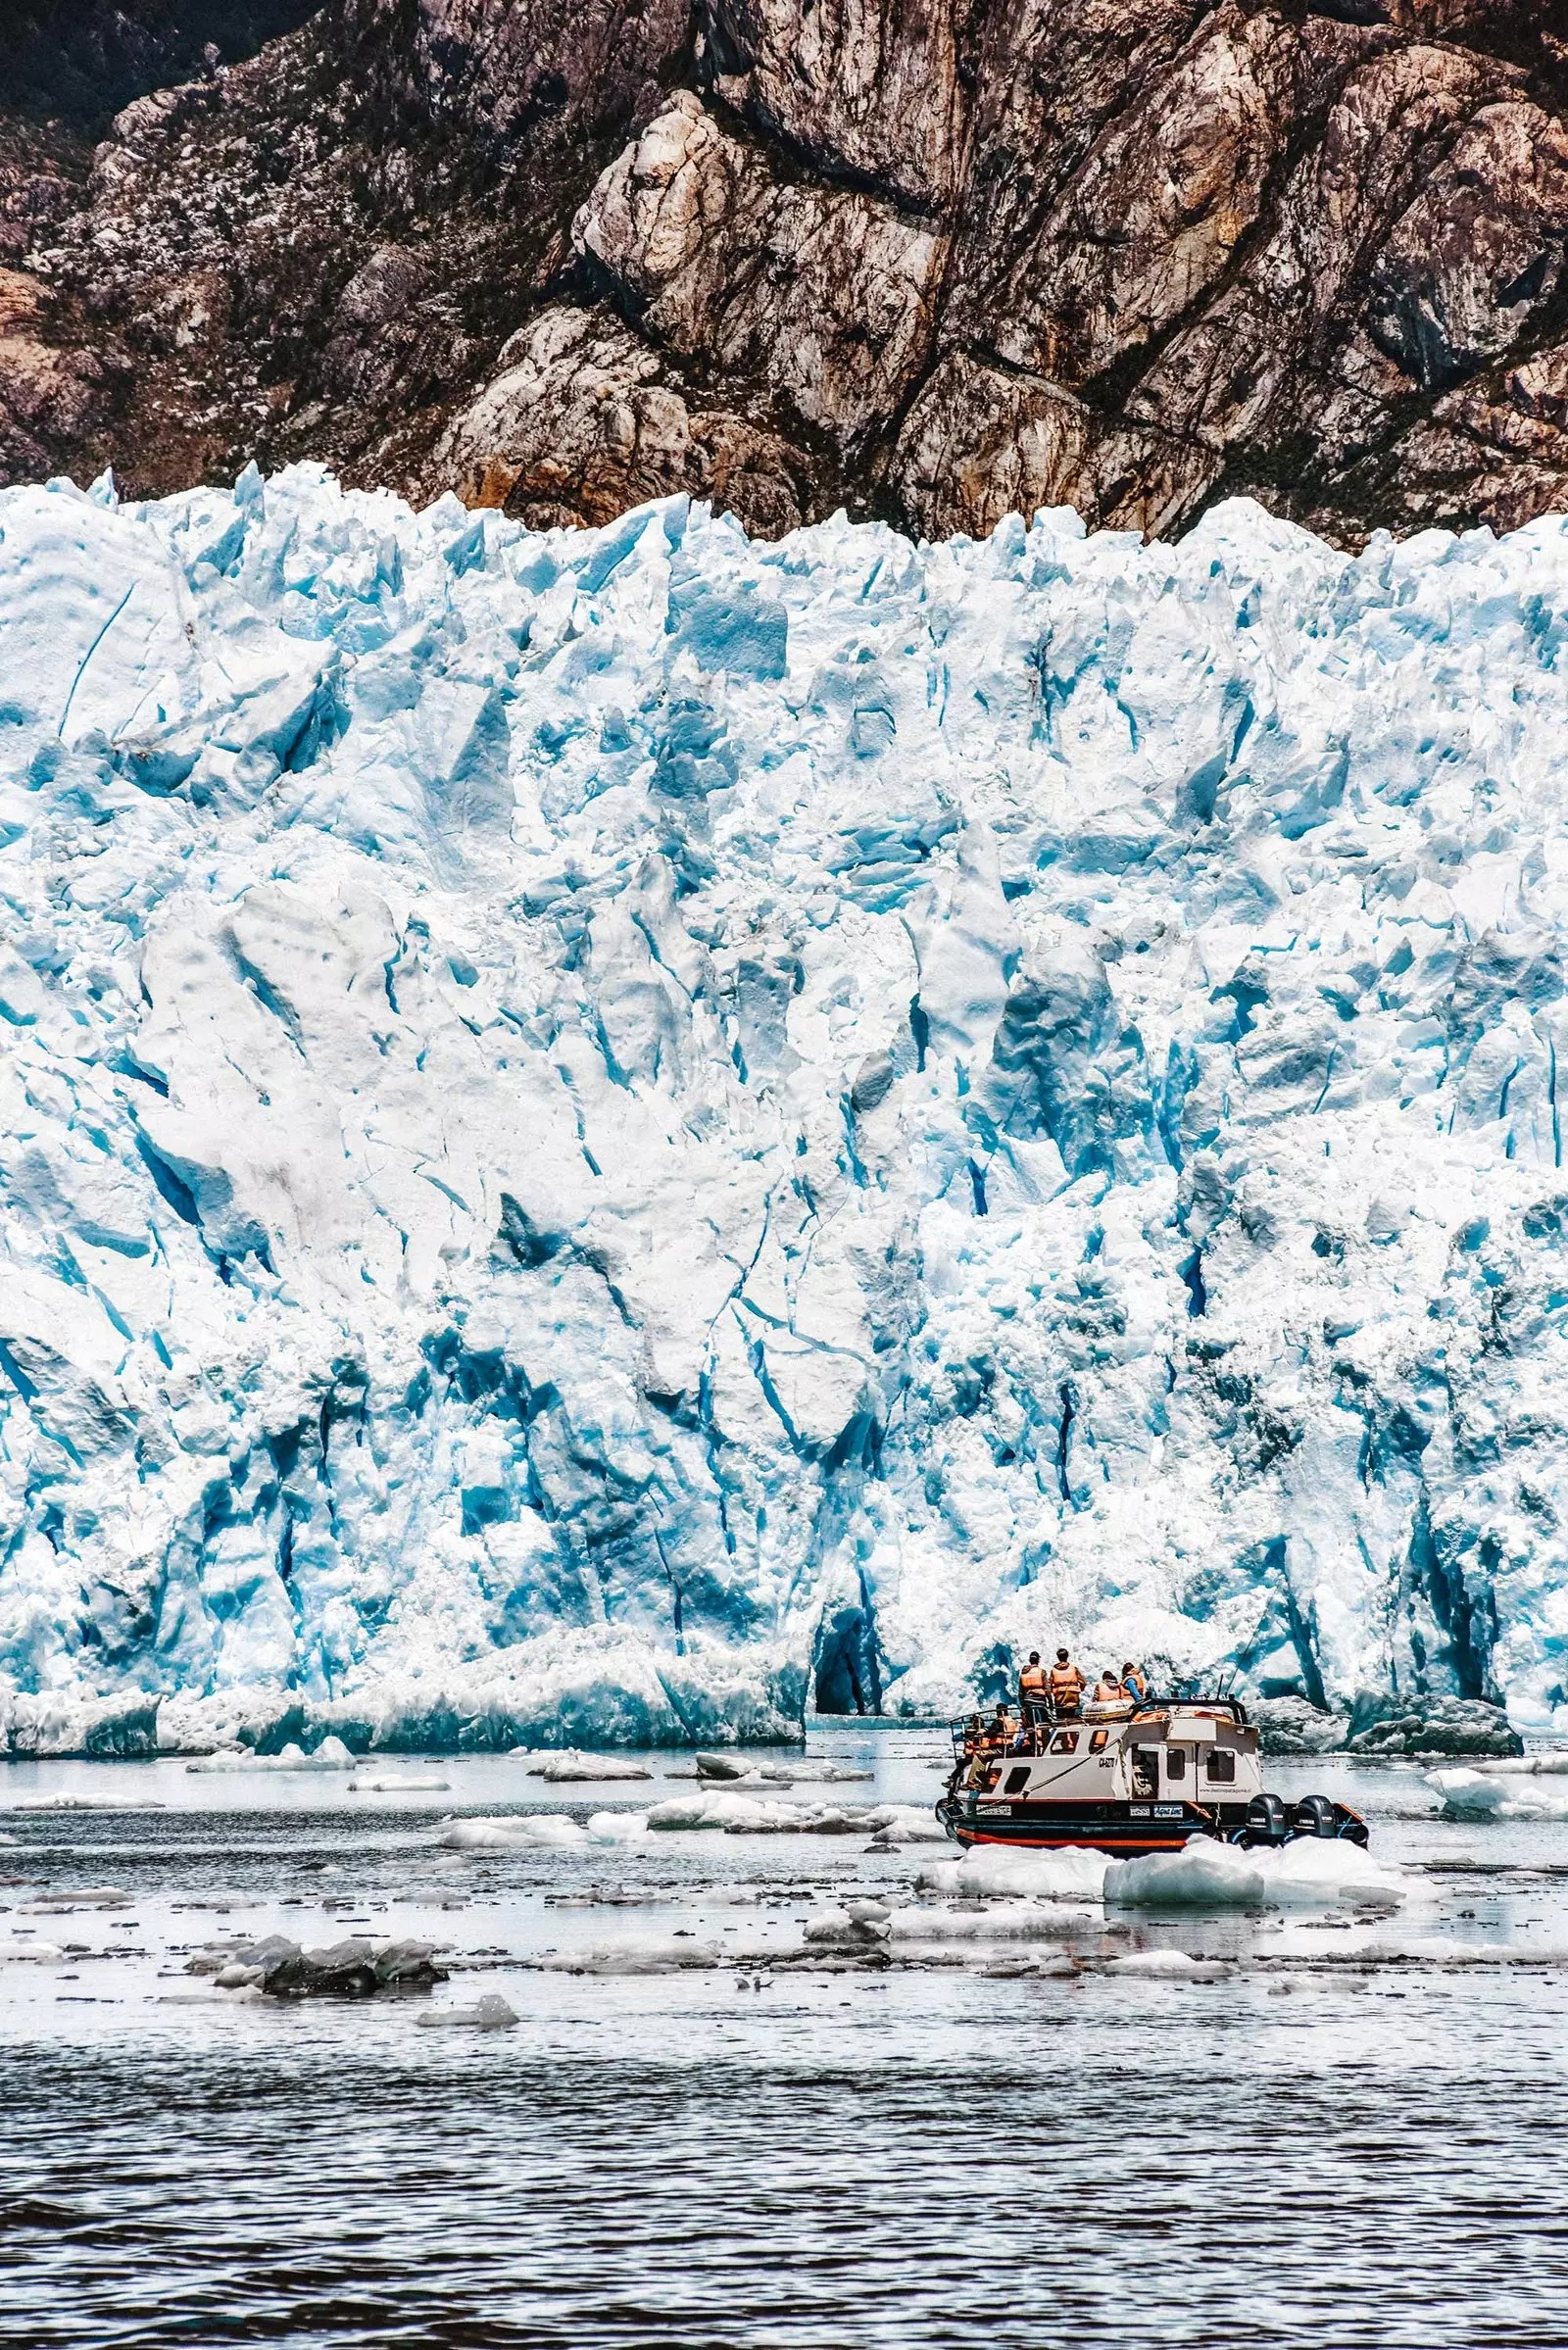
left=348, top=1773, right=453, bottom=1791
left=915, top=1846, right=1109, bottom=1901
left=8, top=466, right=1568, bottom=1746
left=416, top=1993, right=519, bottom=2030
left=535, top=1935, right=722, bottom=1975
left=438, top=1813, right=588, bottom=1848
left=1104, top=1833, right=1405, bottom=1909
left=186, top=1738, right=357, bottom=1774
left=524, top=1753, right=654, bottom=1782
left=1428, top=1766, right=1568, bottom=1820
left=0, top=1939, right=64, bottom=1962
left=585, top=1809, right=650, bottom=1842
left=7, top=1791, right=161, bottom=1812
left=1105, top=1950, right=1230, bottom=1980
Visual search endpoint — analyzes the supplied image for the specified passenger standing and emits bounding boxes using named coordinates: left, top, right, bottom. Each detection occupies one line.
left=1121, top=1660, right=1149, bottom=1703
left=1047, top=1647, right=1087, bottom=1718
left=1018, top=1650, right=1050, bottom=1746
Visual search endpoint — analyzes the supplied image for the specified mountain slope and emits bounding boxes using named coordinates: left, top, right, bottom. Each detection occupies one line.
left=2, top=1, right=1567, bottom=545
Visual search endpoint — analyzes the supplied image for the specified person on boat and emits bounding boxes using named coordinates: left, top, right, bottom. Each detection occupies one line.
left=989, top=1701, right=1018, bottom=1749
left=1047, top=1648, right=1086, bottom=1718
left=1121, top=1660, right=1149, bottom=1703
left=1092, top=1668, right=1126, bottom=1707
left=1018, top=1651, right=1050, bottom=1738
left=960, top=1712, right=983, bottom=1758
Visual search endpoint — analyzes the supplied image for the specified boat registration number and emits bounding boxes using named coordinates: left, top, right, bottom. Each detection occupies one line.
left=978, top=1804, right=1011, bottom=1817
left=1153, top=1804, right=1184, bottom=1819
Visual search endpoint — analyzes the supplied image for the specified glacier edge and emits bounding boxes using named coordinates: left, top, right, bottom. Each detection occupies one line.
left=1, top=465, right=1567, bottom=1749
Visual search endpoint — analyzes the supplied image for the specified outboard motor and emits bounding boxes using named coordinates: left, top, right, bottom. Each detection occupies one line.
left=1293, top=1793, right=1339, bottom=1838
left=1241, top=1791, right=1290, bottom=1846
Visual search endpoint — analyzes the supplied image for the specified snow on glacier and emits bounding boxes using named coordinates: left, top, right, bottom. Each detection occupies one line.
left=2, top=463, right=1568, bottom=1751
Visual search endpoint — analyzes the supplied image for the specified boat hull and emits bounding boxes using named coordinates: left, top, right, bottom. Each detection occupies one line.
left=938, top=1794, right=1244, bottom=1855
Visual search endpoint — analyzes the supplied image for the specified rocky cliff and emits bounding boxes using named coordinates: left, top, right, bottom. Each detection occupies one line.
left=3, top=1, right=1567, bottom=544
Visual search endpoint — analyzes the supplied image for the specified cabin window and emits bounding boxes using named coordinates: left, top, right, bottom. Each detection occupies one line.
left=1164, top=1747, right=1188, bottom=1783
left=1089, top=1730, right=1109, bottom=1752
left=1131, top=1748, right=1158, bottom=1798
left=1205, top=1749, right=1237, bottom=1784
left=1004, top=1765, right=1031, bottom=1794
left=1049, top=1731, right=1080, bottom=1755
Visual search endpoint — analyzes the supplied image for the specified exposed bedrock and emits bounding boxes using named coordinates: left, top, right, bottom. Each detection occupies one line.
left=2, top=1, right=1567, bottom=543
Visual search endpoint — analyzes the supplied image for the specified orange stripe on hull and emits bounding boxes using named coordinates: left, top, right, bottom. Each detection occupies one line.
left=956, top=1832, right=1195, bottom=1850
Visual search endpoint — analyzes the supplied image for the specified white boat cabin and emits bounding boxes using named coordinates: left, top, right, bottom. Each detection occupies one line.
left=971, top=1703, right=1264, bottom=1809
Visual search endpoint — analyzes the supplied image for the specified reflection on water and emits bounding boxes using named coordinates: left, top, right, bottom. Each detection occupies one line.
left=3, top=1732, right=1567, bottom=2347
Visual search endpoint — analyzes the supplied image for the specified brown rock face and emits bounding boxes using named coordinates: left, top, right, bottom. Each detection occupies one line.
left=2, top=0, right=1567, bottom=545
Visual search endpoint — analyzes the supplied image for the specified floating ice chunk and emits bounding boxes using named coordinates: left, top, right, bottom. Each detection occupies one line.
left=348, top=1776, right=453, bottom=1792
left=7, top=1791, right=161, bottom=1812
left=1104, top=1840, right=1266, bottom=1911
left=1473, top=1750, right=1568, bottom=1776
left=886, top=1901, right=1081, bottom=1941
left=534, top=1936, right=721, bottom=1975
left=1428, top=1767, right=1568, bottom=1820
left=416, top=1994, right=519, bottom=2030
left=1259, top=1836, right=1405, bottom=1907
left=585, top=1809, right=650, bottom=1843
left=186, top=1738, right=358, bottom=1775
left=0, top=1940, right=64, bottom=1960
left=1104, top=1950, right=1230, bottom=1980
left=644, top=1792, right=804, bottom=1833
left=863, top=1804, right=948, bottom=1845
left=525, top=1752, right=654, bottom=1783
left=438, top=1813, right=588, bottom=1849
left=979, top=1951, right=1081, bottom=1979
left=1105, top=1834, right=1405, bottom=1909
left=917, top=1846, right=1109, bottom=1901
left=804, top=1906, right=891, bottom=1945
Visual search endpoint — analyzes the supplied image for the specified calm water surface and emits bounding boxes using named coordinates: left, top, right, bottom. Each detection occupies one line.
left=2, top=1731, right=1566, bottom=2348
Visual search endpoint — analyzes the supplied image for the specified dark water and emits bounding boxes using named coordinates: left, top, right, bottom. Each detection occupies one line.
left=3, top=1736, right=1566, bottom=2348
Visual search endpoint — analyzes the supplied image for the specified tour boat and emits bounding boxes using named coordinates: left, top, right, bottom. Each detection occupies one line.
left=937, top=1694, right=1368, bottom=1856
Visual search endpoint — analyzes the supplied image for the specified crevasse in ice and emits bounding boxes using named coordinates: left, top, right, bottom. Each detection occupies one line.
left=2, top=464, right=1567, bottom=1750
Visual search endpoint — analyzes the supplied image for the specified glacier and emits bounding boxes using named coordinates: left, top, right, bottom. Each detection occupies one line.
left=2, top=463, right=1568, bottom=1752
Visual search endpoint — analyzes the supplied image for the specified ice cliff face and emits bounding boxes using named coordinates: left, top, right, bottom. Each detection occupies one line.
left=2, top=465, right=1568, bottom=1751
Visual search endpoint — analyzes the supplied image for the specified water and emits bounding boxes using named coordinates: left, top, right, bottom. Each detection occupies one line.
left=4, top=1732, right=1567, bottom=2347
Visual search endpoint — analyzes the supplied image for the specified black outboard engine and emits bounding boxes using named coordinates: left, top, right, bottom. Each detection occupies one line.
left=1240, top=1791, right=1290, bottom=1846
left=1293, top=1793, right=1339, bottom=1838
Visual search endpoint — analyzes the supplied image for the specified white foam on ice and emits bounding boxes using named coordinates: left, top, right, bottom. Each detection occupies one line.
left=4, top=466, right=1568, bottom=1741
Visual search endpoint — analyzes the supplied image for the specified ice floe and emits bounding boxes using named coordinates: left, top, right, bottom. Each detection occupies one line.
left=1104, top=1834, right=1406, bottom=1909
left=185, top=1738, right=357, bottom=1775
left=1427, top=1767, right=1568, bottom=1820
left=438, top=1813, right=588, bottom=1849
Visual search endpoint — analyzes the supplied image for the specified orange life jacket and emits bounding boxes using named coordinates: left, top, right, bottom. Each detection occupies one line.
left=1019, top=1665, right=1048, bottom=1698
left=1049, top=1661, right=1085, bottom=1701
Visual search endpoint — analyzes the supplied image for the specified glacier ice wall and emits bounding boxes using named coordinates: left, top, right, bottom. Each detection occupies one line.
left=2, top=465, right=1568, bottom=1749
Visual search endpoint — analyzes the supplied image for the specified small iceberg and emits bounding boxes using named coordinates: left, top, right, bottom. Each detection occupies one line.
left=416, top=1995, right=519, bottom=2031
left=438, top=1814, right=588, bottom=1849
left=186, top=1738, right=358, bottom=1775
left=1104, top=1835, right=1405, bottom=1910
left=522, top=1752, right=654, bottom=1782
left=1428, top=1767, right=1568, bottom=1820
